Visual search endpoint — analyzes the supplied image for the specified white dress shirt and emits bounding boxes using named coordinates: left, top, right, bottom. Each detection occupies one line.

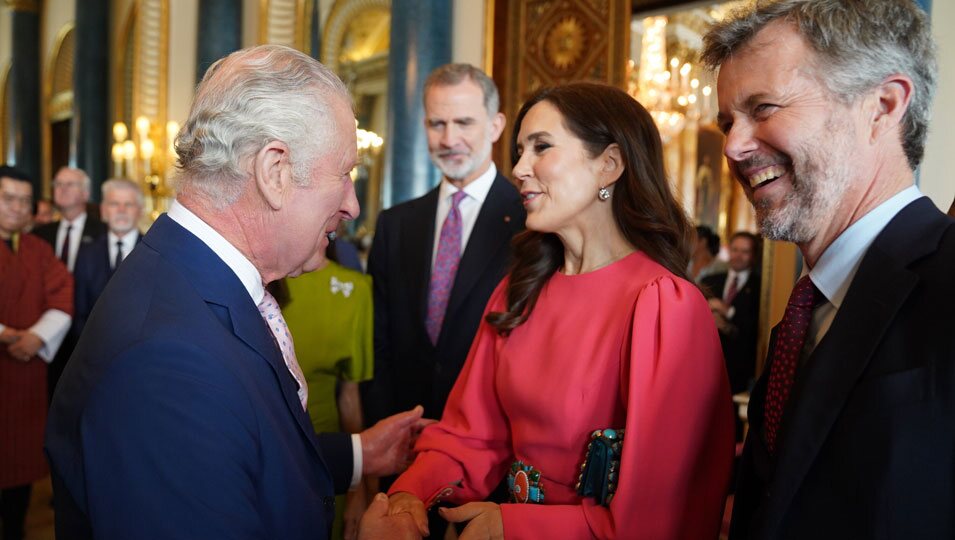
left=108, top=229, right=140, bottom=269
left=56, top=212, right=88, bottom=272
left=431, top=163, right=498, bottom=271
left=801, top=185, right=923, bottom=362
left=722, top=268, right=750, bottom=320
left=167, top=201, right=363, bottom=488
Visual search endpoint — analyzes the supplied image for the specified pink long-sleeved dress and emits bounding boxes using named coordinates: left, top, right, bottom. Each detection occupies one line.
left=391, top=251, right=735, bottom=539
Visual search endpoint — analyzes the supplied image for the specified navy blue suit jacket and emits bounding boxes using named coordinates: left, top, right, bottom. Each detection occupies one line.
left=71, top=233, right=142, bottom=337
left=730, top=198, right=955, bottom=539
left=46, top=215, right=352, bottom=540
left=363, top=173, right=525, bottom=423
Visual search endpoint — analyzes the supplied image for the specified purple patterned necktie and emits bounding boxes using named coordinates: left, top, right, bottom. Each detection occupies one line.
left=763, top=275, right=823, bottom=454
left=258, top=289, right=308, bottom=410
left=426, top=190, right=468, bottom=345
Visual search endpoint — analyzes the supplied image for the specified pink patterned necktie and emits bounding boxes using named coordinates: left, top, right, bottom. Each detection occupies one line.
left=426, top=190, right=468, bottom=345
left=763, top=275, right=823, bottom=454
left=257, top=289, right=308, bottom=410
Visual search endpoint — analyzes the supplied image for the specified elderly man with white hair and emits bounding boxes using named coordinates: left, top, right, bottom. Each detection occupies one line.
left=47, top=45, right=425, bottom=540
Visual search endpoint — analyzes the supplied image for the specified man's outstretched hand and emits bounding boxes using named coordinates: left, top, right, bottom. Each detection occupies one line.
left=360, top=405, right=435, bottom=477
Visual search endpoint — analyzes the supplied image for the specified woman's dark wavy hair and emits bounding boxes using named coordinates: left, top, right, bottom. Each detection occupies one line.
left=486, top=82, right=693, bottom=334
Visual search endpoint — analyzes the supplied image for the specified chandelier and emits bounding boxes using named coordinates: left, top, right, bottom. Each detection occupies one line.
left=628, top=16, right=714, bottom=143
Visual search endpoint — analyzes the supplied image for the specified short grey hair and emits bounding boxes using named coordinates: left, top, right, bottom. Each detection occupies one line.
left=175, top=45, right=351, bottom=208
left=702, top=0, right=937, bottom=170
left=101, top=178, right=144, bottom=206
left=55, top=166, right=91, bottom=193
left=424, top=63, right=501, bottom=115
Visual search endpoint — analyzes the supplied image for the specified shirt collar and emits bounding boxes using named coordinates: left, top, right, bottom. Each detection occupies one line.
left=438, top=162, right=497, bottom=204
left=809, top=185, right=922, bottom=309
left=108, top=229, right=139, bottom=246
left=61, top=212, right=87, bottom=231
left=728, top=268, right=751, bottom=285
left=167, top=200, right=265, bottom=304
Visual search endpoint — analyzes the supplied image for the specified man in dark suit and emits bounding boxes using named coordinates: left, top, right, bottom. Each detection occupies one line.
left=702, top=231, right=761, bottom=397
left=703, top=1, right=954, bottom=538
left=33, top=167, right=106, bottom=272
left=46, top=45, right=424, bottom=540
left=364, top=64, right=525, bottom=429
left=33, top=167, right=106, bottom=401
left=71, top=178, right=144, bottom=339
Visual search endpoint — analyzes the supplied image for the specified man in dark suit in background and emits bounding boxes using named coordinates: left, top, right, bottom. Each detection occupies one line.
left=364, top=64, right=525, bottom=427
left=33, top=167, right=106, bottom=272
left=70, top=178, right=144, bottom=340
left=46, top=45, right=425, bottom=540
left=703, top=1, right=955, bottom=538
left=702, top=231, right=761, bottom=397
left=33, top=167, right=106, bottom=401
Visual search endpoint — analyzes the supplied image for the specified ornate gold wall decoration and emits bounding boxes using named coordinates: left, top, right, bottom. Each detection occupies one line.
left=545, top=16, right=585, bottom=71
left=496, top=0, right=629, bottom=172
left=322, top=0, right=391, bottom=72
left=260, top=0, right=313, bottom=53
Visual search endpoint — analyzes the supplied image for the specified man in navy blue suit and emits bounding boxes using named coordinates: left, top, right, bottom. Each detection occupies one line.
left=703, top=1, right=955, bottom=538
left=71, top=178, right=144, bottom=339
left=46, top=45, right=424, bottom=540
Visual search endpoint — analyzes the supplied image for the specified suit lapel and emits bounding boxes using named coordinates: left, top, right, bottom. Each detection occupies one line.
left=400, top=189, right=439, bottom=328
left=762, top=198, right=949, bottom=534
left=144, top=216, right=330, bottom=469
left=444, top=175, right=518, bottom=324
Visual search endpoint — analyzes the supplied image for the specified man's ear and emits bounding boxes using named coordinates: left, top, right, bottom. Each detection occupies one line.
left=598, top=143, right=625, bottom=186
left=870, top=74, right=913, bottom=143
left=489, top=111, right=507, bottom=143
left=253, top=141, right=292, bottom=210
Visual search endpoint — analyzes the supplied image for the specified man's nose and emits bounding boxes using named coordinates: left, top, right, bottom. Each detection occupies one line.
left=723, top=121, right=759, bottom=163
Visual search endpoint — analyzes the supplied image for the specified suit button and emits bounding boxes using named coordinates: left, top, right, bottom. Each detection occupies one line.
left=323, top=496, right=335, bottom=510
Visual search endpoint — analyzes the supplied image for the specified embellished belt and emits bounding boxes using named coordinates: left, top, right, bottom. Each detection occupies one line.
left=575, top=428, right=625, bottom=506
left=507, top=460, right=545, bottom=503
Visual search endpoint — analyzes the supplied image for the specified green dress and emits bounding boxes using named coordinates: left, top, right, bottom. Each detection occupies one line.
left=283, top=262, right=373, bottom=538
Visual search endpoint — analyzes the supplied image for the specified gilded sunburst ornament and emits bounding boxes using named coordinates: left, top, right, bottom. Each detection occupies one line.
left=545, top=16, right=585, bottom=71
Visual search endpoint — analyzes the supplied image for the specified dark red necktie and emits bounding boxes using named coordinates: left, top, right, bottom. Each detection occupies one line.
left=60, top=223, right=73, bottom=266
left=426, top=191, right=467, bottom=345
left=763, top=275, right=823, bottom=454
left=724, top=275, right=739, bottom=305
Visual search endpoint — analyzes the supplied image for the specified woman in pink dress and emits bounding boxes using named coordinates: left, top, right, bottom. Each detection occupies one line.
left=386, top=82, right=734, bottom=539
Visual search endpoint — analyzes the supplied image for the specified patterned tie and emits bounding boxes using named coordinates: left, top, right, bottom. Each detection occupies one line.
left=114, top=240, right=124, bottom=270
left=60, top=223, right=73, bottom=266
left=426, top=190, right=468, bottom=345
left=724, top=274, right=739, bottom=305
left=763, top=275, right=824, bottom=454
left=257, top=289, right=308, bottom=410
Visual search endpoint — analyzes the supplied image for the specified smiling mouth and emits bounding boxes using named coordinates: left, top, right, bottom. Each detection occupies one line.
left=521, top=192, right=541, bottom=205
left=747, top=164, right=787, bottom=189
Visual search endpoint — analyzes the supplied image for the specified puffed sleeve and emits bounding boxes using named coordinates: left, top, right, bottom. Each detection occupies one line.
left=500, top=276, right=735, bottom=539
left=389, top=281, right=512, bottom=505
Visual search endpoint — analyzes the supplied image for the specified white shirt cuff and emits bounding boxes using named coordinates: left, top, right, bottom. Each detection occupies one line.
left=350, top=433, right=363, bottom=490
left=726, top=306, right=737, bottom=320
left=29, top=309, right=72, bottom=363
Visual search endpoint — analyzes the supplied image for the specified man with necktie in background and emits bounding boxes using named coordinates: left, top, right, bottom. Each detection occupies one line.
left=33, top=167, right=106, bottom=402
left=703, top=1, right=955, bottom=538
left=46, top=45, right=426, bottom=540
left=364, top=63, right=525, bottom=428
left=70, top=178, right=144, bottom=341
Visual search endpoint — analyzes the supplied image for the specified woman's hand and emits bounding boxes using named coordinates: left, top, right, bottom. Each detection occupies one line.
left=388, top=492, right=429, bottom=537
left=439, top=502, right=504, bottom=540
